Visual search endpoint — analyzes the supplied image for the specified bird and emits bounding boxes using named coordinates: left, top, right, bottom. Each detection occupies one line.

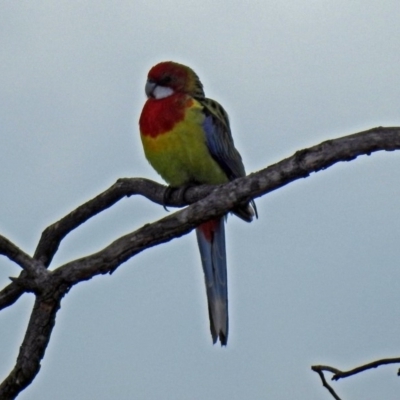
left=139, top=61, right=256, bottom=345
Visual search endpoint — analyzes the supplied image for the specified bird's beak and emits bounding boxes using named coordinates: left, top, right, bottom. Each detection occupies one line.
left=145, top=80, right=156, bottom=98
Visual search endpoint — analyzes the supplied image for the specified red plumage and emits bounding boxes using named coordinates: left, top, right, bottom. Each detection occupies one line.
left=139, top=95, right=192, bottom=138
left=198, top=219, right=220, bottom=242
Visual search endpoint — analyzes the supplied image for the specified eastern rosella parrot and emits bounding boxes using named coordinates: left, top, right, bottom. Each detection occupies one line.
left=139, top=61, right=256, bottom=346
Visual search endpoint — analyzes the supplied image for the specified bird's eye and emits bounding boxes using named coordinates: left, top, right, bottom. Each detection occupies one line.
left=160, top=75, right=172, bottom=85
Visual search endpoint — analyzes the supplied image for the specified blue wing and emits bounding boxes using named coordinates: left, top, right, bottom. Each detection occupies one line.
left=201, top=98, right=246, bottom=180
left=201, top=98, right=257, bottom=221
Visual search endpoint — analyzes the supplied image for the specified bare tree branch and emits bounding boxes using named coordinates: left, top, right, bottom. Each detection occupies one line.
left=0, top=283, right=68, bottom=399
left=312, top=357, right=400, bottom=399
left=0, top=235, right=38, bottom=274
left=314, top=357, right=400, bottom=381
left=0, top=235, right=49, bottom=294
left=311, top=366, right=342, bottom=400
left=1, top=126, right=400, bottom=399
left=0, top=179, right=215, bottom=311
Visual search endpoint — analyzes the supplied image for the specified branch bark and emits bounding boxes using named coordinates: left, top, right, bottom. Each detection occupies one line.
left=0, top=235, right=39, bottom=275
left=311, top=366, right=342, bottom=400
left=312, top=357, right=400, bottom=399
left=1, top=126, right=400, bottom=399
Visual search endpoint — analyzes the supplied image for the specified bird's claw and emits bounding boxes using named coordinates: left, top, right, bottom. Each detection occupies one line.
left=162, top=186, right=174, bottom=211
left=162, top=184, right=196, bottom=211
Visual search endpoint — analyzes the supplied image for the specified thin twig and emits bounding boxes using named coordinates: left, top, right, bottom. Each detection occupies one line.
left=315, top=357, right=400, bottom=381
left=311, top=366, right=342, bottom=400
left=312, top=357, right=400, bottom=400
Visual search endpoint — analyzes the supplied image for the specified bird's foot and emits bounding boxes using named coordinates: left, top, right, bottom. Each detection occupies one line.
left=162, top=186, right=174, bottom=212
left=162, top=184, right=196, bottom=211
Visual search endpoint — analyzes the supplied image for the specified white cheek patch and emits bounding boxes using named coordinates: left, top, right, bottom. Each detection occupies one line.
left=153, top=86, right=174, bottom=99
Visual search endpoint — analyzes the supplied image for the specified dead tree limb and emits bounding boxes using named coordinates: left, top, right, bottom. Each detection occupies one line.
left=1, top=126, right=400, bottom=399
left=312, top=357, right=400, bottom=399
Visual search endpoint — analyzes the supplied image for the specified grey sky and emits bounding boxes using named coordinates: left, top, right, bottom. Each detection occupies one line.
left=1, top=1, right=400, bottom=399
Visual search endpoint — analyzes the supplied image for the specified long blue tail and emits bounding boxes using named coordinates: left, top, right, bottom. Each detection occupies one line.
left=196, top=217, right=228, bottom=346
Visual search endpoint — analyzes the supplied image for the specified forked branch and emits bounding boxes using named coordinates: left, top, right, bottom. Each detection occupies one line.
left=312, top=357, right=400, bottom=399
left=1, top=126, right=400, bottom=399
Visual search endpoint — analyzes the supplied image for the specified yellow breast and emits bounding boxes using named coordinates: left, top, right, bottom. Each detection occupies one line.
left=141, top=99, right=228, bottom=186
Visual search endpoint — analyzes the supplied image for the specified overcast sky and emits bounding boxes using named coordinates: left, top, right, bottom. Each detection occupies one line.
left=1, top=1, right=400, bottom=399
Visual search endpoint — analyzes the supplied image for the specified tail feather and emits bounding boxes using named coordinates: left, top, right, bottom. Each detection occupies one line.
left=196, top=217, right=228, bottom=346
